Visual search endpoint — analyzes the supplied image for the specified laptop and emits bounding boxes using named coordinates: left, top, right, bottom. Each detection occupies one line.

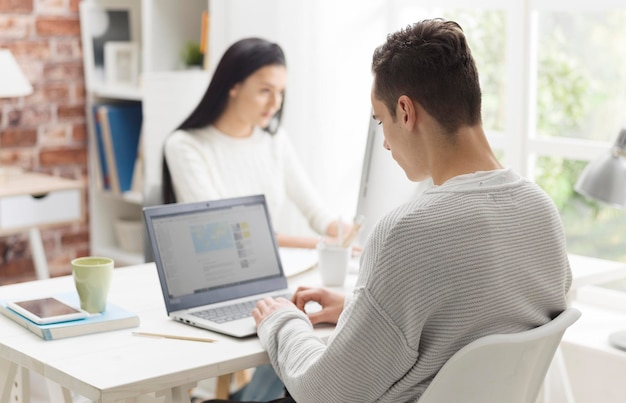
left=143, top=194, right=291, bottom=338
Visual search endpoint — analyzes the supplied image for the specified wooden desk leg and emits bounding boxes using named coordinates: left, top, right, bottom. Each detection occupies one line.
left=215, top=374, right=232, bottom=399
left=29, top=228, right=49, bottom=280
left=235, top=370, right=251, bottom=388
left=215, top=370, right=251, bottom=400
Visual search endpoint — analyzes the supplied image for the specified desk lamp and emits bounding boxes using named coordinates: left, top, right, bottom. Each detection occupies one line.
left=0, top=49, right=34, bottom=179
left=574, top=128, right=626, bottom=350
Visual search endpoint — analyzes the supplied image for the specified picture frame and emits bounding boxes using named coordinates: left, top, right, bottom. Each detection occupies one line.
left=79, top=0, right=141, bottom=89
left=104, top=41, right=139, bottom=87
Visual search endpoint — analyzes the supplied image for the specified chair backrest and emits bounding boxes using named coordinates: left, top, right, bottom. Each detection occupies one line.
left=418, top=307, right=581, bottom=403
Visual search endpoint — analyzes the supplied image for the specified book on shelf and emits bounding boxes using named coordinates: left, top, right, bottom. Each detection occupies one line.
left=130, top=125, right=144, bottom=195
left=92, top=105, right=111, bottom=191
left=96, top=102, right=143, bottom=196
left=0, top=293, right=140, bottom=341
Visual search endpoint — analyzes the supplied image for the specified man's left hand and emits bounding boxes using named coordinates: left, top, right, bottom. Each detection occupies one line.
left=253, top=296, right=295, bottom=326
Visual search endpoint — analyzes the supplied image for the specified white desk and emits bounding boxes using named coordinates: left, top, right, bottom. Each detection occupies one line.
left=552, top=257, right=626, bottom=403
left=558, top=302, right=626, bottom=403
left=0, top=260, right=352, bottom=403
left=567, top=254, right=626, bottom=295
left=0, top=172, right=83, bottom=280
left=544, top=255, right=626, bottom=403
left=0, top=254, right=623, bottom=403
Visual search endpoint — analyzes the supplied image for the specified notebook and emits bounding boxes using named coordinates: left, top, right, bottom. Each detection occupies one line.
left=143, top=194, right=290, bottom=338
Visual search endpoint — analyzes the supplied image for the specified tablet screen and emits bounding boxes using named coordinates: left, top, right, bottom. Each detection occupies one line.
left=7, top=297, right=88, bottom=324
left=14, top=297, right=82, bottom=317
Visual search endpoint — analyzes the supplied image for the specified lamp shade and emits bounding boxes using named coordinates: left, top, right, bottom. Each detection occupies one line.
left=575, top=128, right=626, bottom=208
left=0, top=49, right=33, bottom=98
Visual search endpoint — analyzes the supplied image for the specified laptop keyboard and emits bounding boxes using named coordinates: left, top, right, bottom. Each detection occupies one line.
left=190, top=293, right=292, bottom=324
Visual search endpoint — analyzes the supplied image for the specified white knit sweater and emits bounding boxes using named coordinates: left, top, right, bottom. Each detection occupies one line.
left=258, top=168, right=572, bottom=403
left=164, top=126, right=334, bottom=235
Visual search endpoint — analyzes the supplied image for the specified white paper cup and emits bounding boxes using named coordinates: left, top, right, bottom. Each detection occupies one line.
left=317, top=243, right=351, bottom=287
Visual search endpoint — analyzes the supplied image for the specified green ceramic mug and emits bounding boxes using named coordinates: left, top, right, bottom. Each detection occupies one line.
left=72, top=257, right=114, bottom=313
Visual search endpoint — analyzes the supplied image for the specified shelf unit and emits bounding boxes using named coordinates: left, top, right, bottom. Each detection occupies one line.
left=80, top=0, right=209, bottom=265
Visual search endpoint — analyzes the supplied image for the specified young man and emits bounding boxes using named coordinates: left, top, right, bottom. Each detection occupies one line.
left=207, top=18, right=572, bottom=403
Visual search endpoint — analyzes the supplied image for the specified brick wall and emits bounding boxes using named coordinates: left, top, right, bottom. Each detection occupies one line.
left=0, top=0, right=89, bottom=284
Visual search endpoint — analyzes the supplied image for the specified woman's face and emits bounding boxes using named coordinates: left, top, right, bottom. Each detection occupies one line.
left=228, top=64, right=287, bottom=129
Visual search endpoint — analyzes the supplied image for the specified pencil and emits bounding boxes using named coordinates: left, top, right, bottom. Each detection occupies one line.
left=132, top=331, right=217, bottom=343
left=341, top=215, right=364, bottom=248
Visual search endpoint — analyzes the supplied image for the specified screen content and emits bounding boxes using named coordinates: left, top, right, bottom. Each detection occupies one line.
left=15, top=298, right=82, bottom=318
left=152, top=203, right=280, bottom=298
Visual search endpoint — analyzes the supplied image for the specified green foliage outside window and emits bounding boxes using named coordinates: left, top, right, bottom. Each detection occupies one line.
left=533, top=13, right=626, bottom=262
left=533, top=30, right=591, bottom=212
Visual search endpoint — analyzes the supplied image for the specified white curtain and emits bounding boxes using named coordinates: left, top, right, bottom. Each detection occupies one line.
left=209, top=0, right=389, bottom=235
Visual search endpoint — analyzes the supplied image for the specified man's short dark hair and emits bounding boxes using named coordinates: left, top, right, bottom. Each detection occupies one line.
left=372, top=19, right=482, bottom=134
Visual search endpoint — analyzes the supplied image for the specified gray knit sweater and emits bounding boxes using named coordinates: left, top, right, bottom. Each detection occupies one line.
left=257, top=168, right=572, bottom=403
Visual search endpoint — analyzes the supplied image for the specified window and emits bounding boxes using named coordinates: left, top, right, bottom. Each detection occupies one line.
left=532, top=5, right=626, bottom=262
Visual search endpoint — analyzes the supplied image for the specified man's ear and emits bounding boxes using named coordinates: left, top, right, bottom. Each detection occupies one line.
left=397, top=95, right=416, bottom=129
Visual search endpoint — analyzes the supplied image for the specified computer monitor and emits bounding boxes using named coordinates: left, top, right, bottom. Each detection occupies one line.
left=355, top=114, right=431, bottom=245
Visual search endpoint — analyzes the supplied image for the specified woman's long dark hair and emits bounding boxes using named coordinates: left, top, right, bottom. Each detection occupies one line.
left=162, top=38, right=287, bottom=204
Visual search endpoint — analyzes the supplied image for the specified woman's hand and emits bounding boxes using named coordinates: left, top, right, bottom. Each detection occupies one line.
left=291, top=286, right=345, bottom=325
left=325, top=220, right=363, bottom=253
left=275, top=234, right=321, bottom=249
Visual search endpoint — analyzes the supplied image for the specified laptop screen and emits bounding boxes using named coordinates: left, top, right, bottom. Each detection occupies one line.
left=144, top=195, right=287, bottom=313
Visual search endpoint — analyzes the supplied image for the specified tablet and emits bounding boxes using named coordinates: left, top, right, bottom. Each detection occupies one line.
left=7, top=297, right=89, bottom=324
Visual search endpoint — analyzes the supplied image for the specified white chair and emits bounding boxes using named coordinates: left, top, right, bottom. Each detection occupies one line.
left=418, top=307, right=581, bottom=403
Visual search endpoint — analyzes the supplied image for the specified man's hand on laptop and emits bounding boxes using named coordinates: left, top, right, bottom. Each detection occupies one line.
left=252, top=287, right=345, bottom=327
left=253, top=296, right=295, bottom=326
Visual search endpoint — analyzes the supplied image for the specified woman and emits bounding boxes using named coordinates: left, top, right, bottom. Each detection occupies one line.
left=163, top=37, right=352, bottom=401
left=164, top=37, right=350, bottom=249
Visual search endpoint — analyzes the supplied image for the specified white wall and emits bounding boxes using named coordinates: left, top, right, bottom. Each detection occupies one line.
left=209, top=0, right=389, bottom=235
